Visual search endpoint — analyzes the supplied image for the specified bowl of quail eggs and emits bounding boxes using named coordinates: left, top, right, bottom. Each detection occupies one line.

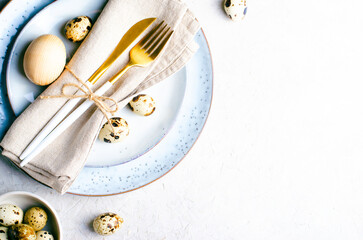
left=0, top=191, right=61, bottom=240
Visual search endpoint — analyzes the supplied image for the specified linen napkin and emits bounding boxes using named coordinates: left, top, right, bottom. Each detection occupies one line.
left=0, top=0, right=200, bottom=194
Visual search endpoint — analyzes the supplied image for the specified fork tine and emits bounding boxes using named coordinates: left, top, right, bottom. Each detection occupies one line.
left=139, top=21, right=164, bottom=47
left=149, top=29, right=174, bottom=58
left=142, top=24, right=167, bottom=50
left=146, top=26, right=171, bottom=54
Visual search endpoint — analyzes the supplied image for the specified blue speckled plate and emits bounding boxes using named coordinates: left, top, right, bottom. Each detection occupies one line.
left=0, top=0, right=213, bottom=196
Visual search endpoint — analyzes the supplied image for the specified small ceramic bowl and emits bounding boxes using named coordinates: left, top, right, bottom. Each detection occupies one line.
left=0, top=191, right=62, bottom=240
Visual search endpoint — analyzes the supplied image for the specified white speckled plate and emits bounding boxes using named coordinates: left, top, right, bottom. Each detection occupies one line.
left=1, top=0, right=213, bottom=196
left=6, top=0, right=187, bottom=167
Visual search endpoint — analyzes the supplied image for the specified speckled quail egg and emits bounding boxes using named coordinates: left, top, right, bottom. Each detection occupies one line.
left=93, top=213, right=123, bottom=236
left=129, top=94, right=156, bottom=116
left=0, top=226, right=8, bottom=240
left=35, top=231, right=53, bottom=240
left=0, top=204, right=24, bottom=227
left=224, top=0, right=247, bottom=21
left=98, top=117, right=130, bottom=143
left=64, top=16, right=92, bottom=42
left=23, top=207, right=47, bottom=231
left=7, top=224, right=36, bottom=240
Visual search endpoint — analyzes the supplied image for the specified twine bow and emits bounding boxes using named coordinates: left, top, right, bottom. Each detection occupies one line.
left=40, top=66, right=119, bottom=132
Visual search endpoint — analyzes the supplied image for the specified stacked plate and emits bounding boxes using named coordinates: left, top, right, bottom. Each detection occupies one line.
left=0, top=0, right=213, bottom=196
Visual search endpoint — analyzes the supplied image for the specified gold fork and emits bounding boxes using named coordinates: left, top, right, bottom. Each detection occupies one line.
left=107, top=20, right=173, bottom=84
left=20, top=21, right=174, bottom=167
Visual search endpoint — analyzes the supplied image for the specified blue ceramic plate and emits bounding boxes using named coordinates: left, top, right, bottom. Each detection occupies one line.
left=0, top=0, right=213, bottom=196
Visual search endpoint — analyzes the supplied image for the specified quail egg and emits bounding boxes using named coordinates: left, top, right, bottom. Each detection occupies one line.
left=224, top=0, right=247, bottom=21
left=0, top=204, right=23, bottom=227
left=93, top=213, right=123, bottom=236
left=0, top=226, right=8, bottom=240
left=35, top=231, right=53, bottom=240
left=129, top=94, right=156, bottom=116
left=23, top=207, right=47, bottom=231
left=7, top=224, right=36, bottom=240
left=98, top=117, right=130, bottom=143
left=64, top=16, right=92, bottom=42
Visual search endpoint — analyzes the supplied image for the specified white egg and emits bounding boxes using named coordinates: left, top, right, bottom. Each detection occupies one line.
left=0, top=204, right=23, bottom=227
left=224, top=0, right=247, bottom=21
left=128, top=94, right=156, bottom=116
left=98, top=117, right=130, bottom=143
left=36, top=231, right=54, bottom=240
left=93, top=213, right=123, bottom=236
left=0, top=226, right=8, bottom=240
left=23, top=34, right=66, bottom=86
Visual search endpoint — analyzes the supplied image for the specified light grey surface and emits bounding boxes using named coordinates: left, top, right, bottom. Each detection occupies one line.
left=3, top=0, right=363, bottom=239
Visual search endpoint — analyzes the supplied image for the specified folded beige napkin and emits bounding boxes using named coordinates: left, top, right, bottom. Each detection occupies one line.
left=0, top=0, right=200, bottom=194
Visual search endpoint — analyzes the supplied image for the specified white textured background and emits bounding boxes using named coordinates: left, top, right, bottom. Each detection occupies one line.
left=2, top=0, right=363, bottom=239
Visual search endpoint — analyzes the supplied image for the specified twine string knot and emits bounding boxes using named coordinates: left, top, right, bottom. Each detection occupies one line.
left=40, top=66, right=119, bottom=133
